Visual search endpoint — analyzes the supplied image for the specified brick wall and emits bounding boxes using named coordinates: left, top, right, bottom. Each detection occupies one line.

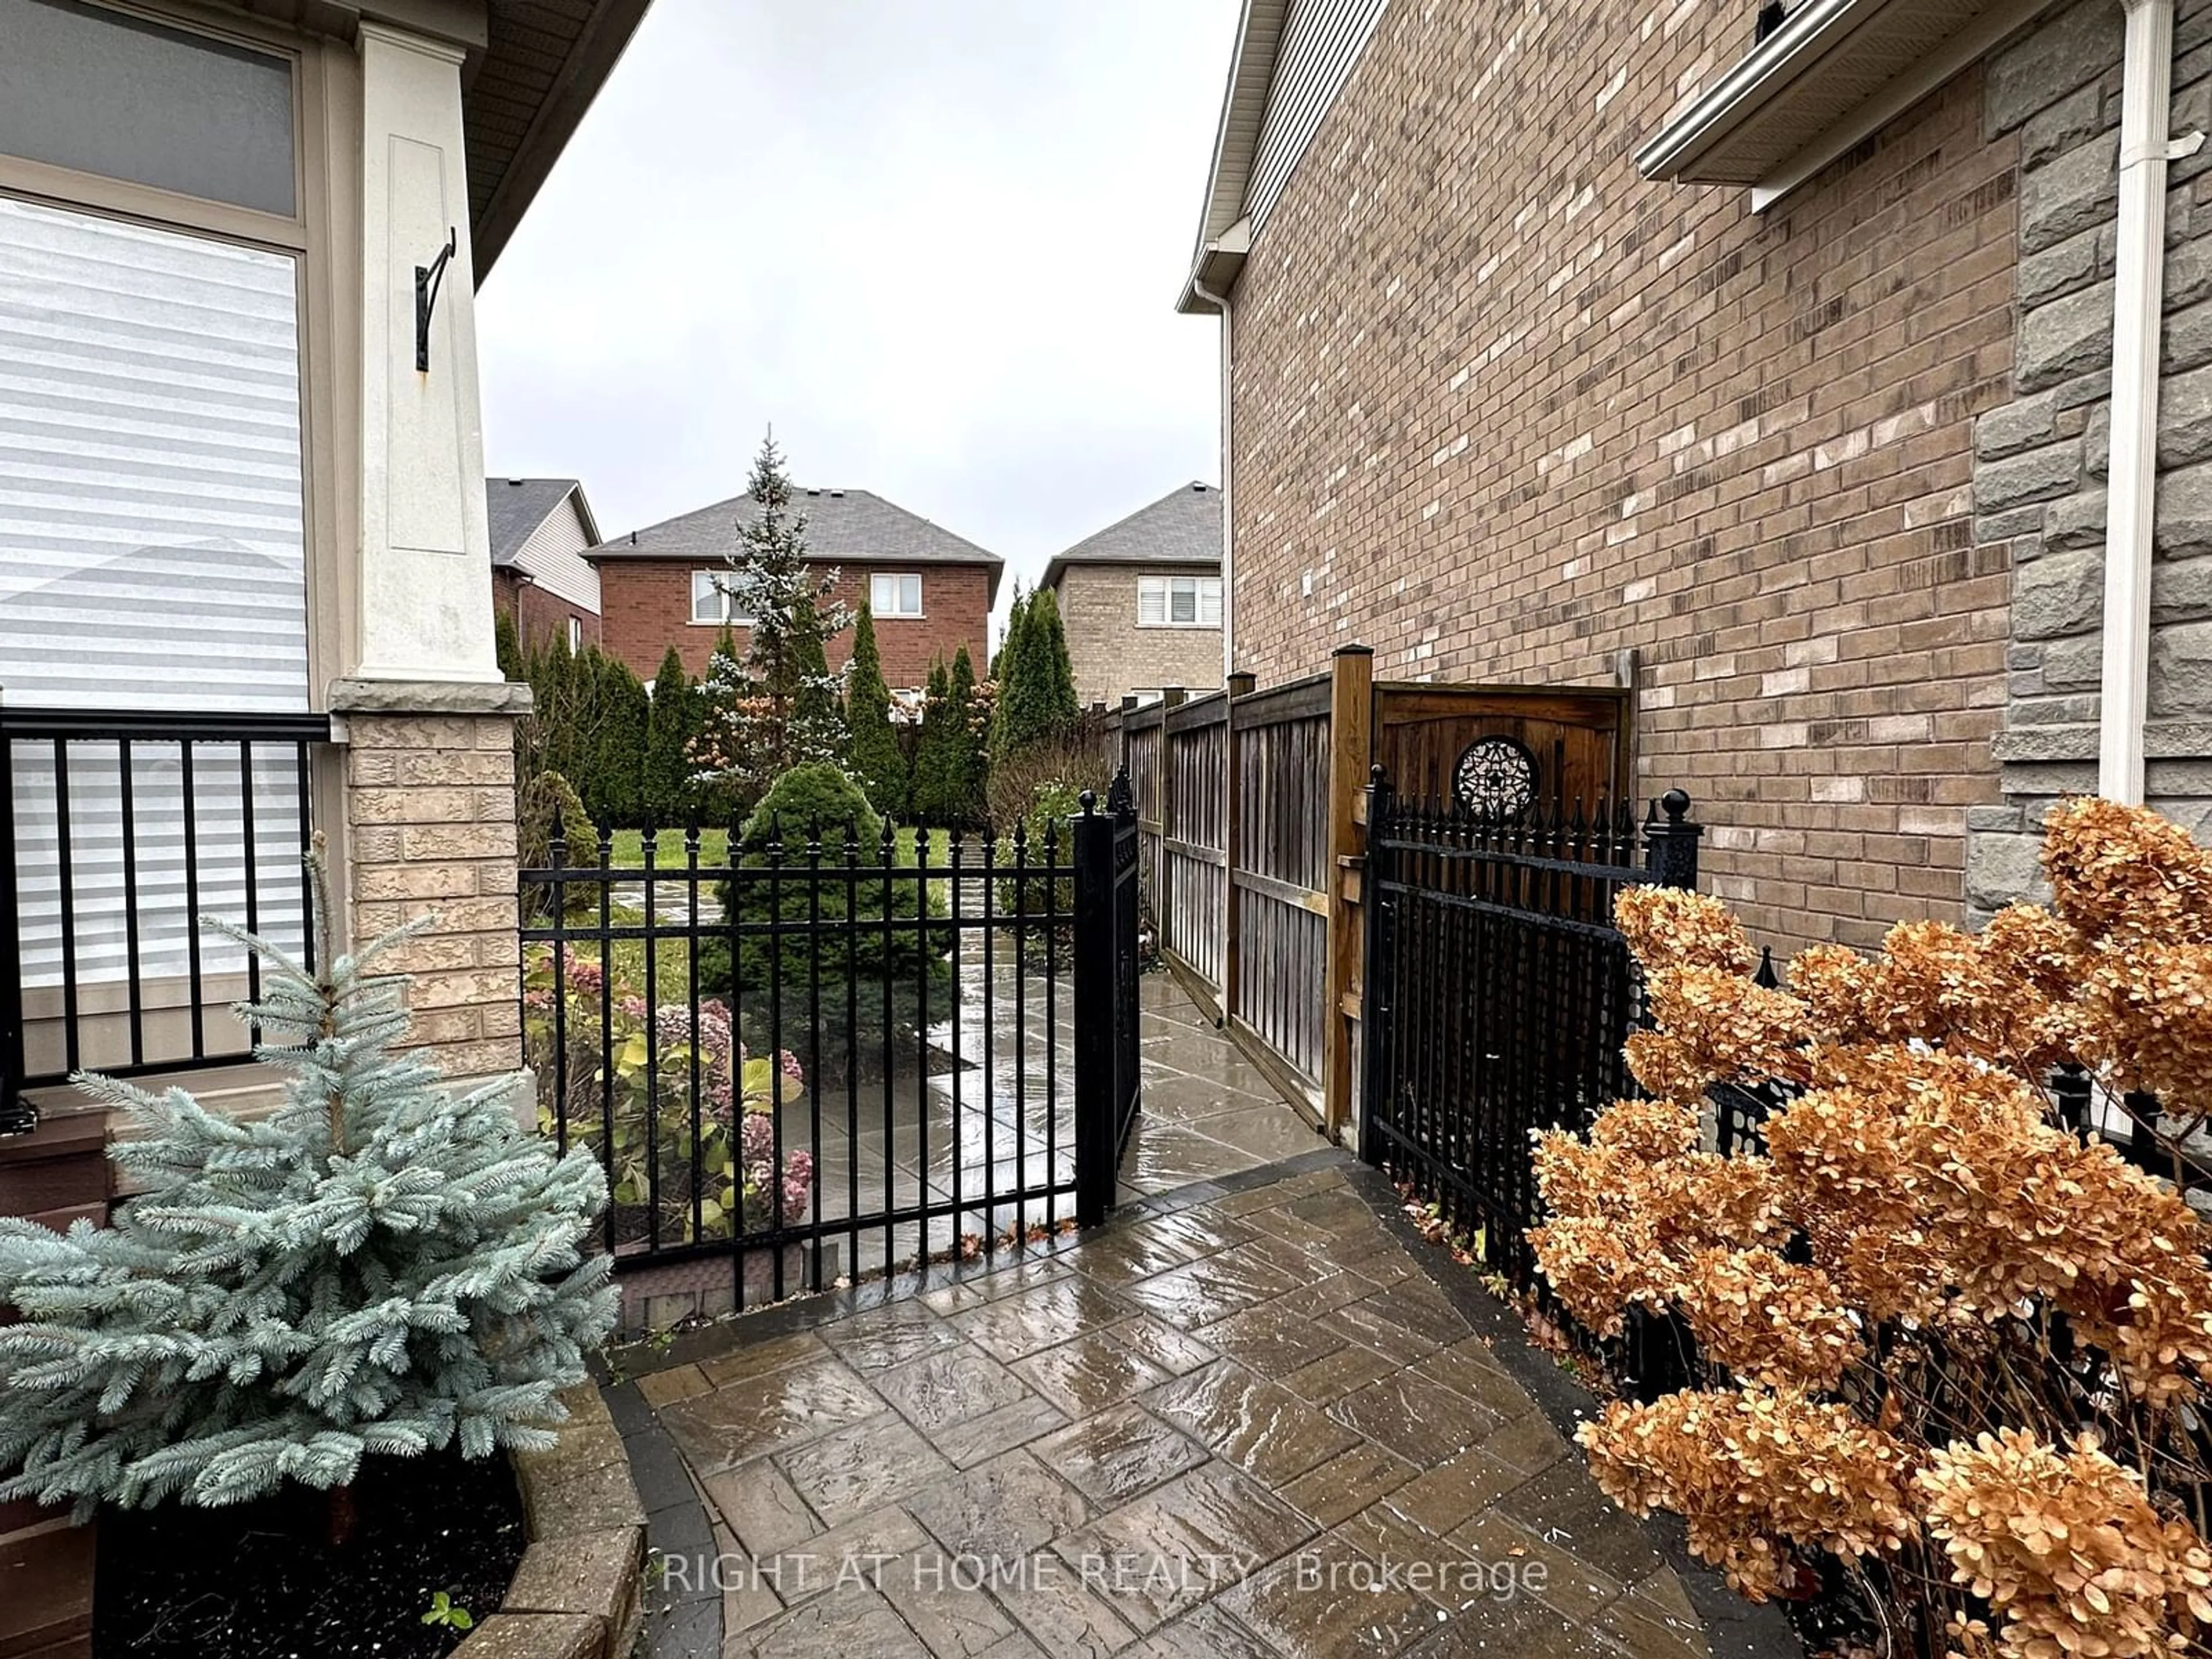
left=594, top=559, right=992, bottom=690
left=495, top=567, right=601, bottom=656
left=1965, top=0, right=2212, bottom=911
left=342, top=709, right=524, bottom=1080
left=1221, top=1, right=2021, bottom=951
left=1050, top=563, right=1223, bottom=707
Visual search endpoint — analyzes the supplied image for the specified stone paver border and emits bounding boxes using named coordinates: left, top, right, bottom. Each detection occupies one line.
left=454, top=1382, right=650, bottom=1659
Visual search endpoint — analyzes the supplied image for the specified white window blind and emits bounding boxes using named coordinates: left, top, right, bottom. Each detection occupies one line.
left=1138, top=575, right=1222, bottom=627
left=0, top=195, right=308, bottom=712
left=691, top=567, right=752, bottom=624
left=0, top=195, right=310, bottom=1014
left=872, top=571, right=922, bottom=617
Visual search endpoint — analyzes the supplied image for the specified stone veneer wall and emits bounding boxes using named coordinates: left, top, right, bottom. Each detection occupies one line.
left=1967, top=0, right=2212, bottom=913
left=333, top=682, right=530, bottom=1080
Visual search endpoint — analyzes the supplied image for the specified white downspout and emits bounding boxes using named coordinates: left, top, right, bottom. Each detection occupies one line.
left=2100, top=0, right=2201, bottom=802
left=1191, top=275, right=1234, bottom=681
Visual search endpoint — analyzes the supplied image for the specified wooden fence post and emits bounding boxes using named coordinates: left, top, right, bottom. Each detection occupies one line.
left=1222, top=671, right=1255, bottom=1032
left=1322, top=646, right=1373, bottom=1140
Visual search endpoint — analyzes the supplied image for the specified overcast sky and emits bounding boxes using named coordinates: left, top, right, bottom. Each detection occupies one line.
left=476, top=0, right=1240, bottom=643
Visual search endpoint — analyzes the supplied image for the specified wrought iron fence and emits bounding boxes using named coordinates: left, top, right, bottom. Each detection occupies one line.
left=0, top=708, right=325, bottom=1135
left=1359, top=771, right=1702, bottom=1288
left=518, top=783, right=1143, bottom=1327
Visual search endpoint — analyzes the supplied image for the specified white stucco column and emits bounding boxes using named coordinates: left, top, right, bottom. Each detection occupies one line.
left=353, top=20, right=499, bottom=685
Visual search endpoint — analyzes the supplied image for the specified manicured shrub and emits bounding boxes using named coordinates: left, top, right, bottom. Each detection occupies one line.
left=694, top=763, right=952, bottom=1078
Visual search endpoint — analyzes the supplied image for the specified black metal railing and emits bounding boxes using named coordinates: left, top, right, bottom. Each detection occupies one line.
left=518, top=779, right=1142, bottom=1316
left=1, top=708, right=327, bottom=1134
left=1359, top=771, right=1702, bottom=1286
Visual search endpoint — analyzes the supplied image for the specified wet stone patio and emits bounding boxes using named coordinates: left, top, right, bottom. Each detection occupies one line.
left=602, top=986, right=1793, bottom=1659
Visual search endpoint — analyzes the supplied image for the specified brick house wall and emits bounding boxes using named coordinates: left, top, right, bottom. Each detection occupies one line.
left=1220, top=1, right=2026, bottom=952
left=1050, top=563, right=1224, bottom=706
left=494, top=567, right=601, bottom=656
left=594, top=558, right=993, bottom=690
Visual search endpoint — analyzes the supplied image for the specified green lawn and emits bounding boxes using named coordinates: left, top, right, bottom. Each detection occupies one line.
left=604, top=825, right=952, bottom=868
left=603, top=827, right=730, bottom=868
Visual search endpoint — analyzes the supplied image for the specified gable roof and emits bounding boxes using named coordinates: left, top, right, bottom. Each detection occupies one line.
left=1040, top=483, right=1221, bottom=590
left=485, top=477, right=597, bottom=569
left=585, top=487, right=1006, bottom=603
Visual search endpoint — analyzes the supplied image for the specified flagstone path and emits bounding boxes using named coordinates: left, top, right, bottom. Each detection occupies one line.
left=602, top=985, right=1797, bottom=1659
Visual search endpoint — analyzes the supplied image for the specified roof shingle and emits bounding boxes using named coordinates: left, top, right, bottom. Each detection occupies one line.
left=1040, top=482, right=1221, bottom=590
left=485, top=478, right=588, bottom=569
left=585, top=487, right=1004, bottom=599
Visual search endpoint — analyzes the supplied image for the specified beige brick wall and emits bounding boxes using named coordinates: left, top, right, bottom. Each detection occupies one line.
left=1051, top=563, right=1223, bottom=707
left=1221, top=3, right=2021, bottom=952
left=343, top=711, right=523, bottom=1079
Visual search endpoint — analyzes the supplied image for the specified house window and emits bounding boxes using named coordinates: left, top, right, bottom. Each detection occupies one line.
left=691, top=568, right=752, bottom=626
left=872, top=572, right=923, bottom=618
left=1138, top=575, right=1222, bottom=628
left=0, top=2, right=315, bottom=1051
left=0, top=0, right=298, bottom=218
left=567, top=616, right=582, bottom=654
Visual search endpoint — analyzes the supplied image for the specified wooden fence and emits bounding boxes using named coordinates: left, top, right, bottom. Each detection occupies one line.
left=1104, top=651, right=1634, bottom=1139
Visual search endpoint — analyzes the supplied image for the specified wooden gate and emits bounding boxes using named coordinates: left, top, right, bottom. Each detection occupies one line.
left=1103, top=654, right=1634, bottom=1137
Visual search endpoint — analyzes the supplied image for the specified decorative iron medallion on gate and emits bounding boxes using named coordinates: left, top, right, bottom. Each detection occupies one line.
left=1452, top=736, right=1538, bottom=818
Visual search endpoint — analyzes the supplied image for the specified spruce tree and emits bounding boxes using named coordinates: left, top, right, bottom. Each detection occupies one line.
left=846, top=604, right=907, bottom=820
left=645, top=647, right=698, bottom=825
left=694, top=435, right=851, bottom=801
left=0, top=846, right=615, bottom=1513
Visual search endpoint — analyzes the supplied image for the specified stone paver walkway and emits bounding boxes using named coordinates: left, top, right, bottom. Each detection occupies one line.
left=601, top=979, right=1793, bottom=1658
left=620, top=1175, right=1787, bottom=1656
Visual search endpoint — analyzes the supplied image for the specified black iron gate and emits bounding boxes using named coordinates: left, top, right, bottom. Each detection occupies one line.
left=1359, top=770, right=1700, bottom=1282
left=518, top=775, right=1143, bottom=1328
left=1074, top=773, right=1142, bottom=1224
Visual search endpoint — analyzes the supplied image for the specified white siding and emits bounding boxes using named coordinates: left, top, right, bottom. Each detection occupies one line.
left=1245, top=0, right=1388, bottom=233
left=513, top=491, right=600, bottom=614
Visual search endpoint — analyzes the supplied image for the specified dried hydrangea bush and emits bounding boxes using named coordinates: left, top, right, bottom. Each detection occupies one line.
left=1530, top=799, right=2212, bottom=1656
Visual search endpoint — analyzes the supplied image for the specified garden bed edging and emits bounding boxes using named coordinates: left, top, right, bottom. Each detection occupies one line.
left=455, top=1382, right=646, bottom=1659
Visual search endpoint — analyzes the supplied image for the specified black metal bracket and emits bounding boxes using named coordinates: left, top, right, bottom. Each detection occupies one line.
left=414, top=226, right=457, bottom=373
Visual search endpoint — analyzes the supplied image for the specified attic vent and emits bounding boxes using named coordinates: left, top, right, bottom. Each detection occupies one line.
left=507, top=477, right=524, bottom=486
left=1191, top=482, right=1207, bottom=492
left=830, top=489, right=844, bottom=498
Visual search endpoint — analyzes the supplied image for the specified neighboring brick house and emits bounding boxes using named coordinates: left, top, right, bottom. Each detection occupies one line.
left=0, top=3, right=649, bottom=1649
left=487, top=476, right=603, bottom=655
left=1180, top=0, right=2212, bottom=952
left=587, top=486, right=1004, bottom=690
left=1042, top=481, right=1225, bottom=707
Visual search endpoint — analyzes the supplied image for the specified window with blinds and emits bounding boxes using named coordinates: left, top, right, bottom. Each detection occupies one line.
left=1137, top=575, right=1223, bottom=628
left=0, top=195, right=308, bottom=711
left=0, top=192, right=310, bottom=1014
